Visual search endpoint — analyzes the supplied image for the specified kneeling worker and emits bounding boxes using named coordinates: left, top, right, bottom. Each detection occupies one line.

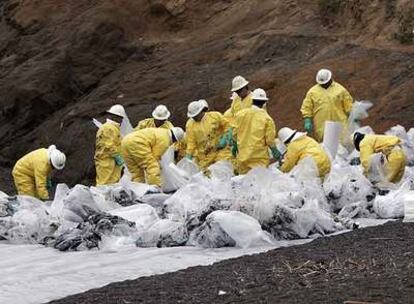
left=233, top=88, right=279, bottom=174
left=353, top=132, right=406, bottom=183
left=185, top=99, right=232, bottom=171
left=135, top=105, right=173, bottom=130
left=12, top=145, right=66, bottom=200
left=121, top=127, right=185, bottom=186
left=278, top=127, right=331, bottom=178
left=95, top=104, right=127, bottom=186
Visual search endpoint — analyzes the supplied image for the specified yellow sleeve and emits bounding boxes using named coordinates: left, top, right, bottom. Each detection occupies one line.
left=135, top=119, right=148, bottom=130
left=281, top=145, right=300, bottom=173
left=300, top=90, right=314, bottom=118
left=163, top=121, right=174, bottom=129
left=34, top=160, right=50, bottom=200
left=98, top=126, right=120, bottom=157
left=359, top=143, right=374, bottom=174
left=185, top=120, right=197, bottom=156
left=342, top=87, right=353, bottom=115
left=265, top=117, right=276, bottom=147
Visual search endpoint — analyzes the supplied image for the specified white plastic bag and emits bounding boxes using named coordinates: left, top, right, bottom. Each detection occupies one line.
left=348, top=100, right=373, bottom=134
left=208, top=160, right=234, bottom=181
left=322, top=121, right=342, bottom=160
left=177, top=158, right=200, bottom=177
left=160, top=147, right=188, bottom=192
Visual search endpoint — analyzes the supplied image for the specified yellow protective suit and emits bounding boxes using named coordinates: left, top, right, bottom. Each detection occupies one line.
left=121, top=128, right=171, bottom=186
left=359, top=135, right=406, bottom=183
left=94, top=121, right=122, bottom=185
left=300, top=81, right=353, bottom=142
left=12, top=148, right=52, bottom=200
left=234, top=106, right=277, bottom=174
left=135, top=118, right=173, bottom=130
left=186, top=111, right=232, bottom=171
left=281, top=135, right=331, bottom=178
left=229, top=93, right=253, bottom=118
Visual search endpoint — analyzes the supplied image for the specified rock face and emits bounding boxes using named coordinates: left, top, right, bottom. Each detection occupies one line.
left=0, top=0, right=413, bottom=193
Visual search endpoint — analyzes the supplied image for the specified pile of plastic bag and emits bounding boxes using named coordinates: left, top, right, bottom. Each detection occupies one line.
left=2, top=123, right=414, bottom=251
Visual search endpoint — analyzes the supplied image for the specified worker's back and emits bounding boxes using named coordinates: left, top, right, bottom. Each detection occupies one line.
left=122, top=128, right=171, bottom=160
left=235, top=106, right=276, bottom=163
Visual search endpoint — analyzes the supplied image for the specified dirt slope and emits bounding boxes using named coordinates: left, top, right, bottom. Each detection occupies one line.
left=0, top=0, right=413, bottom=192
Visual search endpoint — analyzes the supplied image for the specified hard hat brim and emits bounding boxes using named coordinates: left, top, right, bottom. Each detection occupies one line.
left=152, top=111, right=171, bottom=121
left=106, top=110, right=125, bottom=118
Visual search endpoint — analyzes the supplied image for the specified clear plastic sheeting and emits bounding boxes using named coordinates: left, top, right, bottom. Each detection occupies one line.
left=373, top=182, right=411, bottom=218
left=161, top=147, right=189, bottom=192
left=188, top=210, right=274, bottom=248
left=348, top=100, right=373, bottom=134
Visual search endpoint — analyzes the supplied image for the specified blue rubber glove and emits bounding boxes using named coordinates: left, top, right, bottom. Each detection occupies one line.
left=270, top=146, right=281, bottom=161
left=231, top=141, right=238, bottom=157
left=304, top=118, right=313, bottom=133
left=114, top=155, right=124, bottom=167
left=46, top=178, right=53, bottom=191
left=186, top=154, right=193, bottom=160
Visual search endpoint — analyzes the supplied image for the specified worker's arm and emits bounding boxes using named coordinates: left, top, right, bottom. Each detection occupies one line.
left=359, top=144, right=374, bottom=175
left=342, top=87, right=354, bottom=116
left=280, top=145, right=300, bottom=173
left=99, top=126, right=121, bottom=158
left=300, top=90, right=314, bottom=119
left=34, top=162, right=50, bottom=200
left=185, top=121, right=197, bottom=157
left=135, top=119, right=148, bottom=131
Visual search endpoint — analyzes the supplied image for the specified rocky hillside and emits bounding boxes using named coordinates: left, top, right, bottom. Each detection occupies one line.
left=0, top=0, right=413, bottom=192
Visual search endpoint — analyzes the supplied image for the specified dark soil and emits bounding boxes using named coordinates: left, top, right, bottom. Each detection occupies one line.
left=48, top=221, right=414, bottom=304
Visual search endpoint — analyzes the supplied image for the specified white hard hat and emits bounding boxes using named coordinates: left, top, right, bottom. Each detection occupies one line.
left=231, top=75, right=249, bottom=92
left=48, top=145, right=66, bottom=170
left=278, top=127, right=307, bottom=144
left=199, top=99, right=209, bottom=109
left=252, top=88, right=268, bottom=101
left=152, top=105, right=171, bottom=120
left=187, top=100, right=206, bottom=118
left=107, top=104, right=127, bottom=118
left=316, top=69, right=332, bottom=85
left=171, top=127, right=185, bottom=141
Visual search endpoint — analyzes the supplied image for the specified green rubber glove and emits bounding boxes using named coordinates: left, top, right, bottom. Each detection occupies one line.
left=186, top=154, right=193, bottom=160
left=270, top=146, right=281, bottom=161
left=304, top=118, right=313, bottom=133
left=46, top=178, right=53, bottom=191
left=227, top=128, right=234, bottom=146
left=217, top=134, right=228, bottom=149
left=231, top=141, right=238, bottom=157
left=114, top=155, right=124, bottom=167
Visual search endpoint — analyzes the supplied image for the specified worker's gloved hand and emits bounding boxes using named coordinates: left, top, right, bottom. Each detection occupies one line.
left=270, top=146, right=281, bottom=161
left=304, top=118, right=313, bottom=133
left=185, top=154, right=193, bottom=160
left=231, top=142, right=238, bottom=157
left=227, top=128, right=234, bottom=146
left=46, top=178, right=53, bottom=191
left=114, top=155, right=124, bottom=167
left=216, top=134, right=228, bottom=149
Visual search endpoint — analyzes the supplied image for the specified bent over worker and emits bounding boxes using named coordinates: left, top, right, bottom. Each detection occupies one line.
left=95, top=104, right=126, bottom=186
left=121, top=127, right=184, bottom=186
left=353, top=132, right=406, bottom=183
left=233, top=88, right=280, bottom=174
left=278, top=127, right=331, bottom=179
left=185, top=100, right=232, bottom=171
left=300, top=69, right=353, bottom=142
left=135, top=105, right=173, bottom=130
left=12, top=145, right=66, bottom=200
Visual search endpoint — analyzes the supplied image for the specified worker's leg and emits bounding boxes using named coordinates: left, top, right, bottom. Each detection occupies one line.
left=95, top=158, right=121, bottom=185
left=12, top=170, right=36, bottom=197
left=121, top=144, right=145, bottom=183
left=143, top=155, right=161, bottom=186
left=386, top=148, right=406, bottom=183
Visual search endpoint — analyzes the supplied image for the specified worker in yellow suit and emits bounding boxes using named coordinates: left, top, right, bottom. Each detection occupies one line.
left=233, top=88, right=280, bottom=174
left=300, top=69, right=353, bottom=142
left=135, top=105, right=173, bottom=130
left=95, top=104, right=127, bottom=186
left=12, top=145, right=66, bottom=200
left=185, top=99, right=232, bottom=172
left=121, top=127, right=184, bottom=186
left=226, top=76, right=253, bottom=123
left=353, top=132, right=406, bottom=183
left=278, top=127, right=331, bottom=179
